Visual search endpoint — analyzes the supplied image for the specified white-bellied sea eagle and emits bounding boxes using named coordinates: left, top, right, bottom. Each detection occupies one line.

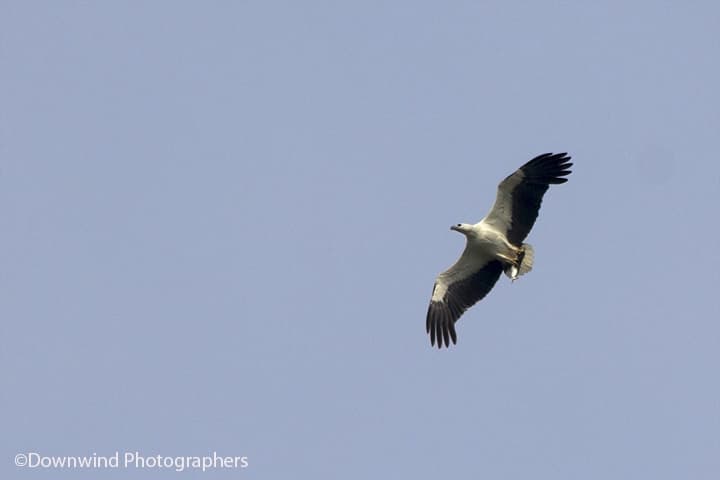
left=426, top=152, right=573, bottom=348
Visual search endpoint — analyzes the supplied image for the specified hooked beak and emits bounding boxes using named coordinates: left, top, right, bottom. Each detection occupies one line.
left=450, top=225, right=461, bottom=232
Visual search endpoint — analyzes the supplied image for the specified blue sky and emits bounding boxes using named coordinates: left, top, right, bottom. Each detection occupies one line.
left=2, top=1, right=719, bottom=479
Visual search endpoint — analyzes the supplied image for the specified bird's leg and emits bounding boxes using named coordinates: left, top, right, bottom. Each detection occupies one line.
left=499, top=250, right=521, bottom=282
left=515, top=249, right=526, bottom=271
left=507, top=247, right=525, bottom=282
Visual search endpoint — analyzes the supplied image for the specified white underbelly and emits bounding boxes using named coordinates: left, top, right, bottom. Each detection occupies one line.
left=473, top=223, right=517, bottom=261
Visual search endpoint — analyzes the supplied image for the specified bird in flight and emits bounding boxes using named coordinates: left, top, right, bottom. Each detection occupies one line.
left=426, top=152, right=573, bottom=348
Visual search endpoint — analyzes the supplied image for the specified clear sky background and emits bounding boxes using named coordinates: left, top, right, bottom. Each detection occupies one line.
left=2, top=1, right=719, bottom=479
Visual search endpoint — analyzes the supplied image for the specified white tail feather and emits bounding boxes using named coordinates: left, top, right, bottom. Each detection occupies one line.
left=518, top=243, right=534, bottom=276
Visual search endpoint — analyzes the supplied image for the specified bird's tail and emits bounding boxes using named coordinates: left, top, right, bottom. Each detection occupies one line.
left=518, top=243, right=534, bottom=276
left=504, top=243, right=534, bottom=280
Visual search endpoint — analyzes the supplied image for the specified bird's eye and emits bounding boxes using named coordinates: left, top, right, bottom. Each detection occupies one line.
left=456, top=224, right=462, bottom=227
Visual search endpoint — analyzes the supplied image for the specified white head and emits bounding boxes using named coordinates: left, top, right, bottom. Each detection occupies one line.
left=450, top=223, right=473, bottom=235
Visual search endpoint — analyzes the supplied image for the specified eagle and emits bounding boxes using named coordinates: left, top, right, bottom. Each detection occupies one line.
left=426, top=152, right=573, bottom=348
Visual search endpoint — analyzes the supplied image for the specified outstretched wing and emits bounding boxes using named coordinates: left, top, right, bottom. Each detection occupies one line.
left=483, top=152, right=572, bottom=245
left=426, top=248, right=503, bottom=348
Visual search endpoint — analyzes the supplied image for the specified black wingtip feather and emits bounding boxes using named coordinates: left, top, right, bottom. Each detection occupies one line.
left=519, top=152, right=573, bottom=185
left=427, top=302, right=452, bottom=349
left=449, top=322, right=457, bottom=345
left=441, top=317, right=450, bottom=347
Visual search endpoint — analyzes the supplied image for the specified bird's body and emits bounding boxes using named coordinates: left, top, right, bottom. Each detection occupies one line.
left=426, top=152, right=572, bottom=348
